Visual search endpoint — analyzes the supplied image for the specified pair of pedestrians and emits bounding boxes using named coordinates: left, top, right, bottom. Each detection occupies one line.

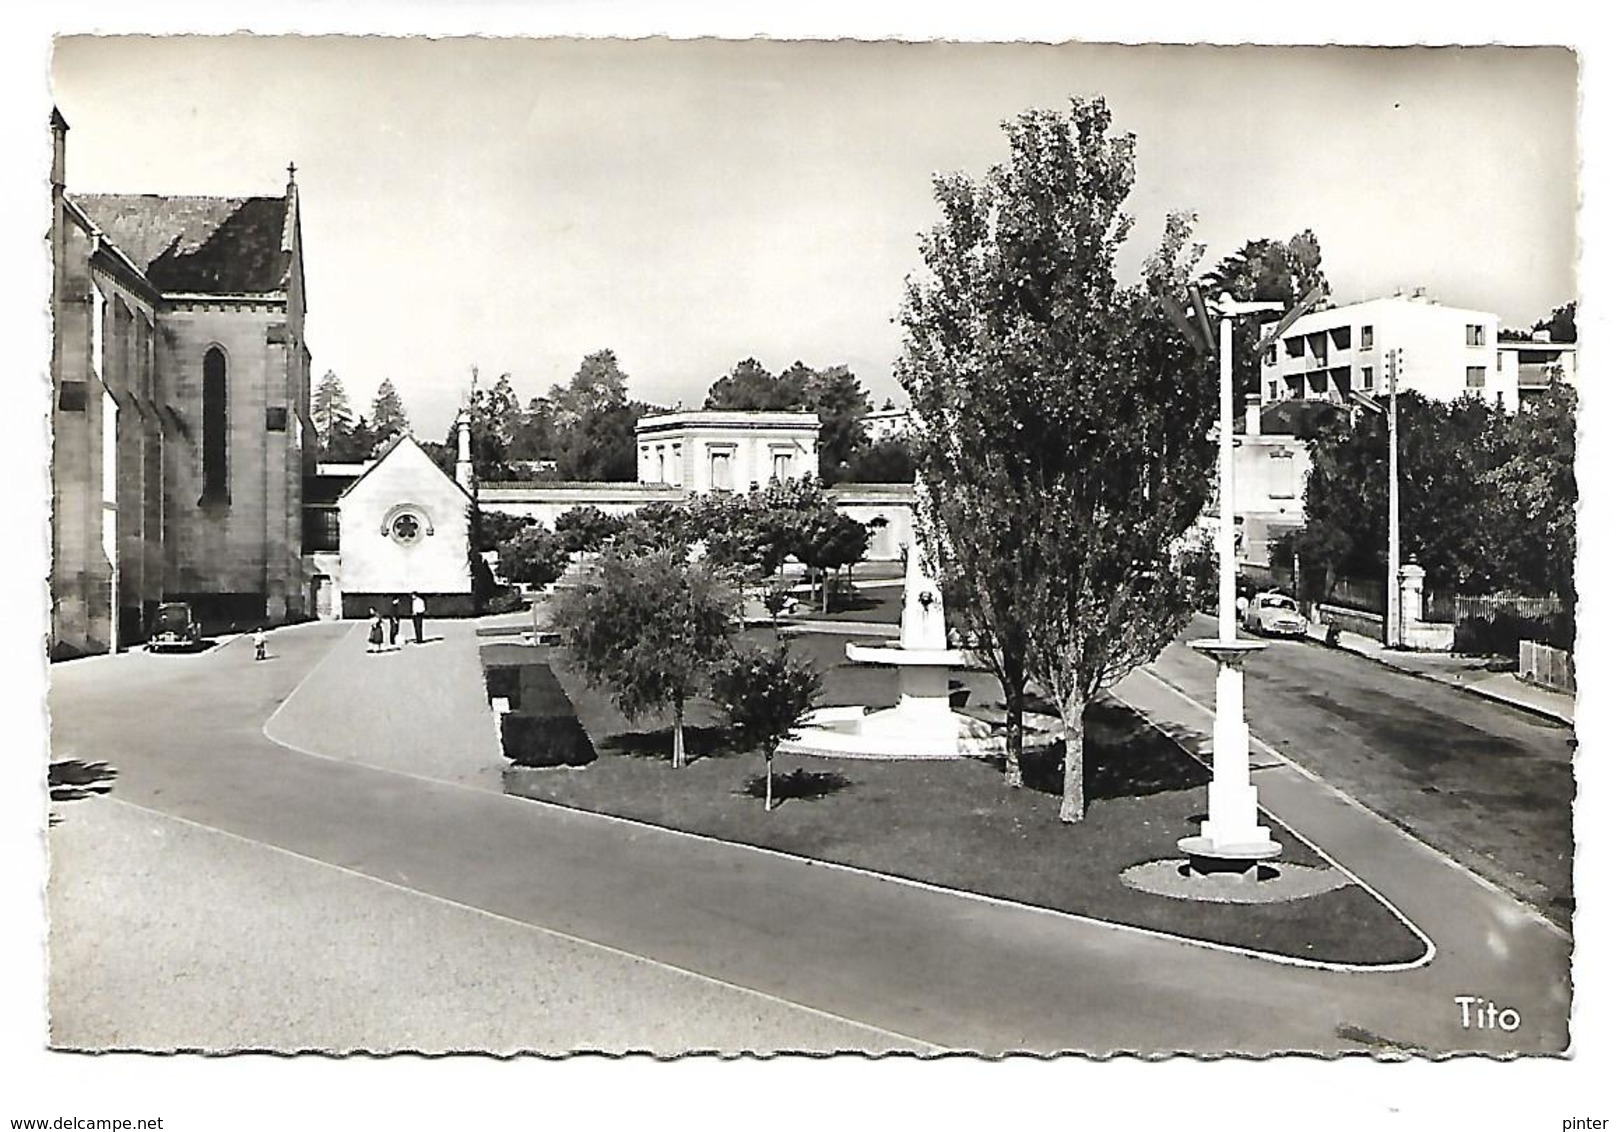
left=368, top=593, right=428, bottom=653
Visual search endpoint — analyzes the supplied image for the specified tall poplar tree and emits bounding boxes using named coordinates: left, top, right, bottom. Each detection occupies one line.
left=899, top=96, right=1216, bottom=820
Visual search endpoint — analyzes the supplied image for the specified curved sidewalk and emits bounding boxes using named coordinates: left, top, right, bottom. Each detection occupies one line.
left=264, top=618, right=505, bottom=791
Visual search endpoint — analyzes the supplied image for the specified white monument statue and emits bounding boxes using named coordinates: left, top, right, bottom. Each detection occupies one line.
left=777, top=542, right=1001, bottom=760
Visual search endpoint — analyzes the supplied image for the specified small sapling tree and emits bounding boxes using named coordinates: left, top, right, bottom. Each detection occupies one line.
left=708, top=641, right=823, bottom=811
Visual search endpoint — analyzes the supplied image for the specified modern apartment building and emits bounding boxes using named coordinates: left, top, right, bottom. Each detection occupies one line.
left=1257, top=294, right=1513, bottom=411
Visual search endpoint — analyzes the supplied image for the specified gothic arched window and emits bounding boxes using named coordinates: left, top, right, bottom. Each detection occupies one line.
left=202, top=347, right=228, bottom=503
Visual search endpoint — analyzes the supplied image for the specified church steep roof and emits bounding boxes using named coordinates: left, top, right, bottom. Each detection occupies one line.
left=72, top=194, right=291, bottom=295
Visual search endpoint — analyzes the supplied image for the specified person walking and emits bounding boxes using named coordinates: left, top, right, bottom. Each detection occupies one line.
left=410, top=592, right=426, bottom=644
left=253, top=626, right=268, bottom=662
left=367, top=608, right=384, bottom=654
left=387, top=598, right=401, bottom=648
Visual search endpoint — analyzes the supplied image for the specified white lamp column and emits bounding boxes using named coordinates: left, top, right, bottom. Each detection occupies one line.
left=1179, top=293, right=1283, bottom=875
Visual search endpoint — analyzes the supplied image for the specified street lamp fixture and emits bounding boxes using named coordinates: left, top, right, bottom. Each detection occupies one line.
left=1178, top=290, right=1288, bottom=878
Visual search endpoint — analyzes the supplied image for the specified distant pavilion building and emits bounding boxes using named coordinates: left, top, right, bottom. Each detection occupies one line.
left=635, top=410, right=820, bottom=491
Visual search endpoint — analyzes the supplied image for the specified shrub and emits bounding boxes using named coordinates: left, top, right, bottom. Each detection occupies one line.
left=497, top=525, right=570, bottom=588
left=709, top=641, right=824, bottom=755
left=473, top=508, right=538, bottom=553
left=483, top=587, right=528, bottom=615
left=554, top=505, right=627, bottom=554
left=485, top=666, right=521, bottom=706
left=500, top=714, right=596, bottom=767
left=1455, top=609, right=1573, bottom=656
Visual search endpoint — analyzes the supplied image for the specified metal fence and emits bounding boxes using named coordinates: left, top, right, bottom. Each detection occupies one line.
left=1453, top=595, right=1564, bottom=621
left=1325, top=575, right=1386, bottom=615
left=1452, top=594, right=1570, bottom=655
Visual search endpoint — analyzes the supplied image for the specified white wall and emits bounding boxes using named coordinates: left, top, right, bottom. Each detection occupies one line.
left=1233, top=435, right=1309, bottom=519
left=1259, top=297, right=1505, bottom=410
left=636, top=411, right=820, bottom=491
left=479, top=481, right=918, bottom=560
left=478, top=485, right=687, bottom=529
left=336, top=438, right=472, bottom=596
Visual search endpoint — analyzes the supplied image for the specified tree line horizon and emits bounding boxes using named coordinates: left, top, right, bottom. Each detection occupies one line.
left=309, top=352, right=918, bottom=485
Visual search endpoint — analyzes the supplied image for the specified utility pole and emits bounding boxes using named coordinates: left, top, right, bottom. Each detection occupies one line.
left=1386, top=348, right=1402, bottom=648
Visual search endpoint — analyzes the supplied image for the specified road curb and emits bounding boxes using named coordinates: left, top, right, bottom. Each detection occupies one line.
left=1299, top=633, right=1574, bottom=728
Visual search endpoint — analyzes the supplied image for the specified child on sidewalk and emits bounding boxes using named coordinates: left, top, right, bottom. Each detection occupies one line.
left=253, top=626, right=268, bottom=661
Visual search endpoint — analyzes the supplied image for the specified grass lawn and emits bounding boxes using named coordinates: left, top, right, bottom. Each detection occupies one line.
left=482, top=630, right=1426, bottom=967
left=784, top=583, right=905, bottom=625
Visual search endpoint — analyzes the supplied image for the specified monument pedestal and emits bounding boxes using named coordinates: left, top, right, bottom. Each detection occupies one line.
left=1177, top=638, right=1282, bottom=875
left=775, top=546, right=1005, bottom=761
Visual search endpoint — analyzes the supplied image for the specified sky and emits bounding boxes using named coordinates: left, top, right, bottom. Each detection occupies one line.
left=48, top=36, right=1577, bottom=438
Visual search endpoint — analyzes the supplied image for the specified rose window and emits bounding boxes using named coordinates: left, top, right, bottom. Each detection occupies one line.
left=391, top=512, right=422, bottom=545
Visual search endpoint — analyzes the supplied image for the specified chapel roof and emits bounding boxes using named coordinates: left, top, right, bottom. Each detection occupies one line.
left=72, top=193, right=292, bottom=296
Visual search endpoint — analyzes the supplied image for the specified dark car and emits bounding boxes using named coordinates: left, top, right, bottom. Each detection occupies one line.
left=146, top=602, right=202, bottom=652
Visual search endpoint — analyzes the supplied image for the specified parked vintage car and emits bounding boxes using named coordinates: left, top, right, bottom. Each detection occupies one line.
left=146, top=602, right=202, bottom=652
left=1242, top=591, right=1308, bottom=637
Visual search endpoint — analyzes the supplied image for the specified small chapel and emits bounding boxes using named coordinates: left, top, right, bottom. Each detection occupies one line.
left=47, top=111, right=478, bottom=656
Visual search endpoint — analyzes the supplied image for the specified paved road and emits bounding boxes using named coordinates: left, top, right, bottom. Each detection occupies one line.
left=46, top=618, right=1570, bottom=1055
left=1148, top=614, right=1574, bottom=931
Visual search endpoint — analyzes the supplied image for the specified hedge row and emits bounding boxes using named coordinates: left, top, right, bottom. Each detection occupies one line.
left=485, top=660, right=597, bottom=767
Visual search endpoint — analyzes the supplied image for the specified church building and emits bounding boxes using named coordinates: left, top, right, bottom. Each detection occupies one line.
left=49, top=110, right=312, bottom=656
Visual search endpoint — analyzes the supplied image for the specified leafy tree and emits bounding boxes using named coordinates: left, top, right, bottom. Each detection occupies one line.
left=472, top=507, right=537, bottom=553
left=708, top=641, right=824, bottom=811
left=509, top=396, right=557, bottom=462
left=685, top=491, right=764, bottom=584
left=420, top=439, right=458, bottom=481
left=1174, top=527, right=1221, bottom=614
left=703, top=358, right=878, bottom=481
left=612, top=500, right=694, bottom=557
left=450, top=368, right=520, bottom=481
left=705, top=358, right=806, bottom=410
left=760, top=576, right=800, bottom=632
left=551, top=548, right=737, bottom=767
left=1535, top=301, right=1577, bottom=343
left=793, top=508, right=870, bottom=612
left=551, top=350, right=644, bottom=481
left=313, top=370, right=354, bottom=452
left=1297, top=392, right=1509, bottom=598
left=324, top=414, right=381, bottom=462
left=496, top=525, right=570, bottom=588
left=839, top=436, right=917, bottom=483
left=899, top=96, right=1217, bottom=820
left=805, top=365, right=874, bottom=480
left=1205, top=229, right=1331, bottom=405
left=370, top=379, right=411, bottom=441
left=553, top=505, right=628, bottom=554
left=1482, top=382, right=1576, bottom=611
left=1503, top=302, right=1577, bottom=344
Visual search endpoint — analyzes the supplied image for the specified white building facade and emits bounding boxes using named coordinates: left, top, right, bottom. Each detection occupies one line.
left=1498, top=335, right=1578, bottom=406
left=635, top=410, right=820, bottom=492
left=860, top=406, right=914, bottom=444
left=1258, top=295, right=1512, bottom=411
